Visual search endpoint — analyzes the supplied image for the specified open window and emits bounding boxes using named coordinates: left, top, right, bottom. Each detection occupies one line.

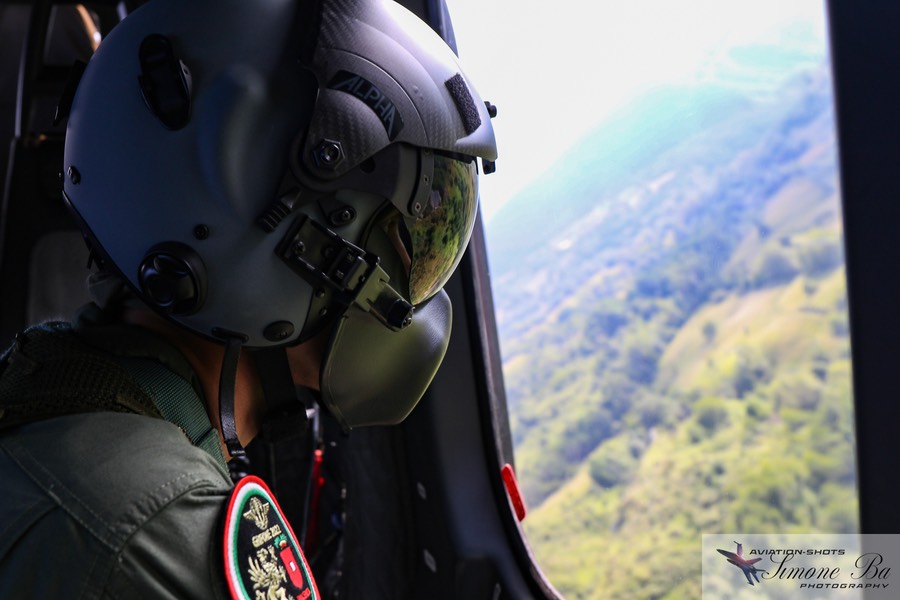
left=449, top=0, right=860, bottom=596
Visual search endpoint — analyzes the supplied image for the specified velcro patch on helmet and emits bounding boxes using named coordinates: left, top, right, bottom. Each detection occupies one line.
left=223, top=476, right=319, bottom=600
left=444, top=73, right=481, bottom=135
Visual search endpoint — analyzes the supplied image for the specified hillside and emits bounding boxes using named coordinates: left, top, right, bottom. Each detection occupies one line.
left=523, top=270, right=854, bottom=599
left=483, top=60, right=855, bottom=599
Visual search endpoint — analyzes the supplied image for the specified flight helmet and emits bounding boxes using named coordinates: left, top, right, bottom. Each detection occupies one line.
left=62, top=0, right=497, bottom=446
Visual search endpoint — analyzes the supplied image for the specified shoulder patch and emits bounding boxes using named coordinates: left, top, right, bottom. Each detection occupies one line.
left=223, top=476, right=319, bottom=600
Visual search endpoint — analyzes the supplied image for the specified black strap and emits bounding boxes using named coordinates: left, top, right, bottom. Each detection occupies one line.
left=219, top=336, right=245, bottom=458
left=253, top=347, right=309, bottom=444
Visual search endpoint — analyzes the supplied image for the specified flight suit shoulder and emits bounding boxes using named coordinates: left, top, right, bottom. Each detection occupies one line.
left=0, top=412, right=233, bottom=598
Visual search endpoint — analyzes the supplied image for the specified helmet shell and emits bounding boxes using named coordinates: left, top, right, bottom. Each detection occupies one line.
left=63, top=0, right=496, bottom=349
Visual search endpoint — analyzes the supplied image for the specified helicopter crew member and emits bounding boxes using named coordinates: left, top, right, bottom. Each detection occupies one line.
left=0, top=0, right=497, bottom=596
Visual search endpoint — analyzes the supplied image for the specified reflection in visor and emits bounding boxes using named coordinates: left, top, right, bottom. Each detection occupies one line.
left=407, top=155, right=478, bottom=305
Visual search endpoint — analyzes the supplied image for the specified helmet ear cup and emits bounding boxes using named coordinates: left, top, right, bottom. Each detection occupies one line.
left=138, top=242, right=208, bottom=315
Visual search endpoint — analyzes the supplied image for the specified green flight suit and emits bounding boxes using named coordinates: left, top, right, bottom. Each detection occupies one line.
left=0, top=308, right=234, bottom=598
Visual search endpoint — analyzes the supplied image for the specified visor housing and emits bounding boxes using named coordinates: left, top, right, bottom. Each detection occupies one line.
left=376, top=153, right=478, bottom=305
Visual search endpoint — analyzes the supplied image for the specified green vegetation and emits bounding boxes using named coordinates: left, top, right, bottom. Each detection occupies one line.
left=510, top=267, right=854, bottom=599
left=486, top=63, right=855, bottom=599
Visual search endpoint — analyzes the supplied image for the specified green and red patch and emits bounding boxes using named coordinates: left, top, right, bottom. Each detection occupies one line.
left=223, top=476, right=319, bottom=600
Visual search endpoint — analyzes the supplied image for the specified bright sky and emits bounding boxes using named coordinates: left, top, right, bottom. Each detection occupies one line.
left=447, top=0, right=829, bottom=221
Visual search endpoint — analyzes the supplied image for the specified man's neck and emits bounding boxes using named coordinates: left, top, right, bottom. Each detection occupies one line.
left=122, top=308, right=264, bottom=460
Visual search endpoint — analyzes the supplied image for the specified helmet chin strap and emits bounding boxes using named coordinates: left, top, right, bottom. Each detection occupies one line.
left=219, top=336, right=246, bottom=458
left=218, top=337, right=310, bottom=459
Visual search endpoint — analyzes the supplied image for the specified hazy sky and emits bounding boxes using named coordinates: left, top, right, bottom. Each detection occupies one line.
left=447, top=0, right=830, bottom=221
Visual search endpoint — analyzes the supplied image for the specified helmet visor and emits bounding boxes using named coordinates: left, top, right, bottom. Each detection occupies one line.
left=405, top=155, right=479, bottom=304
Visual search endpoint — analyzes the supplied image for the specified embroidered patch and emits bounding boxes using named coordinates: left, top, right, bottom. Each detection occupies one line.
left=223, top=476, right=319, bottom=600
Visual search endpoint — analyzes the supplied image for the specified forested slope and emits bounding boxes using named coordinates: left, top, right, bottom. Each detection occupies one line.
left=485, top=62, right=854, bottom=599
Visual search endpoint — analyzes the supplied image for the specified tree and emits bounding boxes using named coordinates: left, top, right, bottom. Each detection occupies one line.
left=588, top=436, right=639, bottom=488
left=753, top=248, right=798, bottom=287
